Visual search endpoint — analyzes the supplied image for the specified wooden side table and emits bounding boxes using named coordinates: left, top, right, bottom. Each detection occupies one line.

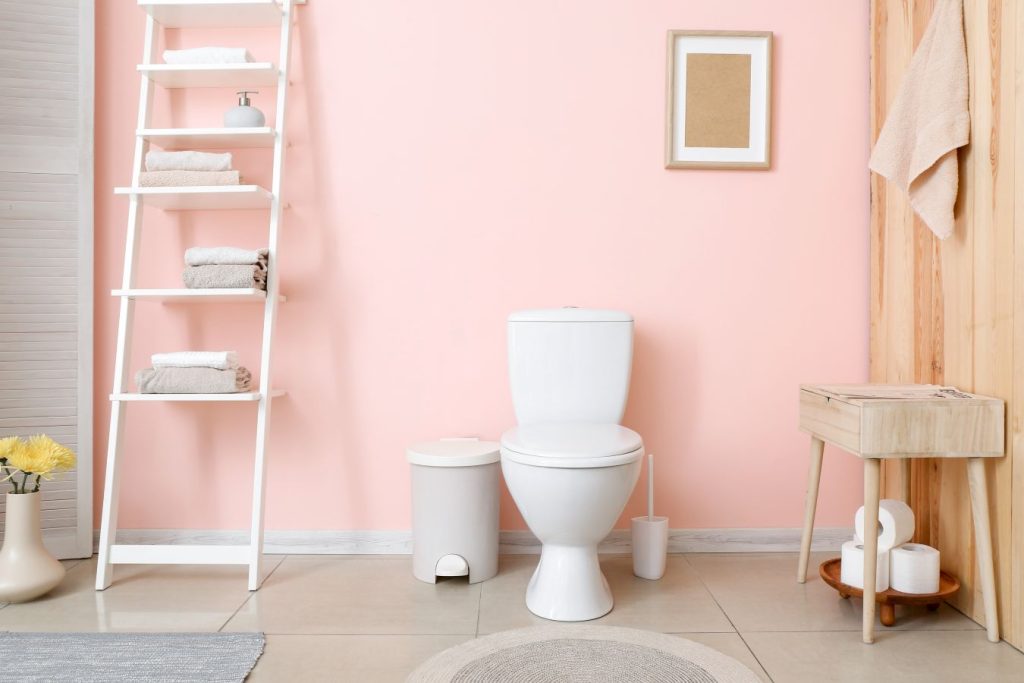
left=796, top=384, right=1005, bottom=644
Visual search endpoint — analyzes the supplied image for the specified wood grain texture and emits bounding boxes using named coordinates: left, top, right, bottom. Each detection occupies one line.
left=1014, top=0, right=1024, bottom=649
left=869, top=0, right=1023, bottom=649
left=799, top=385, right=1004, bottom=457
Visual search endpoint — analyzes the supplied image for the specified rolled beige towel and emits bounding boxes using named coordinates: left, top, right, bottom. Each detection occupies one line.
left=135, top=366, right=252, bottom=394
left=139, top=170, right=241, bottom=187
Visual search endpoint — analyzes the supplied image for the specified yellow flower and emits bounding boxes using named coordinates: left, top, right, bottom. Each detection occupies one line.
left=32, top=435, right=75, bottom=471
left=0, top=436, right=27, bottom=463
left=9, top=435, right=75, bottom=478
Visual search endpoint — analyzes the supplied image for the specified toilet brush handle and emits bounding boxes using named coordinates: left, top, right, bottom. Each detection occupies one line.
left=647, top=454, right=654, bottom=521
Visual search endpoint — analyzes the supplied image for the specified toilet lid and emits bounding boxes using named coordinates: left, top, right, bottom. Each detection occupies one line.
left=500, top=423, right=643, bottom=468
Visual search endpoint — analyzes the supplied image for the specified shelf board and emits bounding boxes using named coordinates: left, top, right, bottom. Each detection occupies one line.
left=140, top=127, right=275, bottom=150
left=139, top=63, right=278, bottom=88
left=140, top=0, right=305, bottom=28
left=114, top=185, right=273, bottom=210
left=111, top=390, right=285, bottom=402
left=112, top=288, right=286, bottom=303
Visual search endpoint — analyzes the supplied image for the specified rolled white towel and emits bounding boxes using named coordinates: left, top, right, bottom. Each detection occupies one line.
left=185, top=246, right=268, bottom=267
left=151, top=351, right=239, bottom=370
left=146, top=151, right=232, bottom=172
left=162, top=47, right=253, bottom=65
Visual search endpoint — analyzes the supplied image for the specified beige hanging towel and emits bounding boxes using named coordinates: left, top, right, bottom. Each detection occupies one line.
left=868, top=0, right=969, bottom=240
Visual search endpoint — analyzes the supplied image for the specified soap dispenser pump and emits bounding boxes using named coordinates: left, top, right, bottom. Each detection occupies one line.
left=224, top=91, right=266, bottom=128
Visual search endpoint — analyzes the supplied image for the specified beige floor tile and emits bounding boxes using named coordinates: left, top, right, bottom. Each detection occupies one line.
left=248, top=634, right=471, bottom=682
left=477, top=555, right=734, bottom=634
left=674, top=633, right=771, bottom=682
left=0, top=556, right=282, bottom=632
left=744, top=630, right=1024, bottom=683
left=686, top=552, right=981, bottom=632
left=224, top=556, right=481, bottom=635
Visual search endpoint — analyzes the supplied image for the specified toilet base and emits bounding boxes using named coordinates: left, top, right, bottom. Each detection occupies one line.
left=526, top=544, right=612, bottom=621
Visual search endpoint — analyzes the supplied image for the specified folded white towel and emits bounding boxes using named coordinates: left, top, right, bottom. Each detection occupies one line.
left=146, top=151, right=233, bottom=172
left=185, top=246, right=269, bottom=266
left=151, top=351, right=239, bottom=370
left=162, top=48, right=253, bottom=65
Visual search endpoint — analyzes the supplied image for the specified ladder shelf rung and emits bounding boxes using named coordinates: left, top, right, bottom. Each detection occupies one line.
left=140, top=1, right=307, bottom=29
left=110, top=543, right=250, bottom=565
left=110, top=390, right=286, bottom=402
left=139, top=127, right=275, bottom=150
left=115, top=185, right=273, bottom=210
left=139, top=63, right=279, bottom=88
left=113, top=288, right=285, bottom=303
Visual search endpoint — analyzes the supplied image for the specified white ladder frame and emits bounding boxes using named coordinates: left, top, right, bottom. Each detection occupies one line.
left=96, top=0, right=297, bottom=591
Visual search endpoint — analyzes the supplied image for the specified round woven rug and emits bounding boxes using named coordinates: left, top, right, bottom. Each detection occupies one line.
left=407, top=625, right=761, bottom=682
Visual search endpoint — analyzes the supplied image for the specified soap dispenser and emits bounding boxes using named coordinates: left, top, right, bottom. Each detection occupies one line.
left=224, top=91, right=266, bottom=128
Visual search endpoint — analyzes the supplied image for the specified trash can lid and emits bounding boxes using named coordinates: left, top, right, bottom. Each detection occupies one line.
left=406, top=438, right=501, bottom=467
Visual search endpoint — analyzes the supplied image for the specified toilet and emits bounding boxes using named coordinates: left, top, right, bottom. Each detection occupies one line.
left=500, top=308, right=643, bottom=621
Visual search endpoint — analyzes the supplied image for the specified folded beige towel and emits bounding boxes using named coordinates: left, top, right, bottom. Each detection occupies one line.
left=146, top=150, right=233, bottom=172
left=183, top=264, right=267, bottom=290
left=139, top=170, right=241, bottom=187
left=868, top=0, right=969, bottom=240
left=135, top=366, right=252, bottom=394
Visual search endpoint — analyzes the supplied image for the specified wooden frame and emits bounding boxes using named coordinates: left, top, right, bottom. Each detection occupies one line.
left=665, top=30, right=772, bottom=170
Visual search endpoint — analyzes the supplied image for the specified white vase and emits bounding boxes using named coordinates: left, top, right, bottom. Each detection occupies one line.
left=0, top=492, right=66, bottom=602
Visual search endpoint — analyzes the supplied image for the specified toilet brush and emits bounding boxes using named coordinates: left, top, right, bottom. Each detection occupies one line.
left=631, top=453, right=668, bottom=580
left=647, top=453, right=655, bottom=521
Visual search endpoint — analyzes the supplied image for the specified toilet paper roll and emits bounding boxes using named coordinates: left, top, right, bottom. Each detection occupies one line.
left=890, top=543, right=941, bottom=594
left=855, top=499, right=915, bottom=552
left=840, top=540, right=890, bottom=592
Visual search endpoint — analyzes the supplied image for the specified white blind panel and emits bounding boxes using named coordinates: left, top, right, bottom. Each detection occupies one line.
left=0, top=0, right=91, bottom=558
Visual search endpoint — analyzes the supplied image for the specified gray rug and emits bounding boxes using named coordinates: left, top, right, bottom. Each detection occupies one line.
left=0, top=632, right=265, bottom=682
left=408, top=625, right=761, bottom=682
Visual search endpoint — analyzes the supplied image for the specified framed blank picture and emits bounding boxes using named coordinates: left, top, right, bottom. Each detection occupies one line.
left=665, top=30, right=773, bottom=170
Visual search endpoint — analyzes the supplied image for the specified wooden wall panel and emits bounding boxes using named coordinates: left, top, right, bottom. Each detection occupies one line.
left=870, top=0, right=1022, bottom=650
left=1012, top=0, right=1024, bottom=649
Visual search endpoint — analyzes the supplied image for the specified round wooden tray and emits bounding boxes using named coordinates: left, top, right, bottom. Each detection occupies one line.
left=819, top=558, right=959, bottom=627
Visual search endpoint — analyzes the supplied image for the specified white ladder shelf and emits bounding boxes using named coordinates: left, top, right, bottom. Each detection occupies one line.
left=97, top=0, right=305, bottom=592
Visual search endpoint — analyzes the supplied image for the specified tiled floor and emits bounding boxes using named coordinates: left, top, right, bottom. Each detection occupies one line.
left=2, top=553, right=1021, bottom=681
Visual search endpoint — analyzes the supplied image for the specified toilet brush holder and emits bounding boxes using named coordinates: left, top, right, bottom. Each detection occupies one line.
left=631, top=516, right=668, bottom=580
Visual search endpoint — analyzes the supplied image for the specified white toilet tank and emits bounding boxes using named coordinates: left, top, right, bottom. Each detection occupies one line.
left=507, top=308, right=634, bottom=425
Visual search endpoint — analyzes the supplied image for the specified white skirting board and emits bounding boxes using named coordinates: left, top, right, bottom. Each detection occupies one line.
left=96, top=527, right=855, bottom=555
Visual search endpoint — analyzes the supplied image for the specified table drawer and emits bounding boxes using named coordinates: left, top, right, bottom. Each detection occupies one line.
left=799, top=389, right=861, bottom=453
left=799, top=385, right=1005, bottom=458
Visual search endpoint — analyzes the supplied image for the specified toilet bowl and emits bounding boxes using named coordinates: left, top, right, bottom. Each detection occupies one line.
left=503, top=308, right=643, bottom=621
left=501, top=422, right=643, bottom=621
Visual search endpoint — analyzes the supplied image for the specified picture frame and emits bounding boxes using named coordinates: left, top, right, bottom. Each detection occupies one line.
left=665, top=30, right=773, bottom=170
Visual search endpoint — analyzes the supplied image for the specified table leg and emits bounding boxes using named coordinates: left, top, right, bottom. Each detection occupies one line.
left=862, top=458, right=881, bottom=644
left=797, top=436, right=825, bottom=583
left=899, top=459, right=911, bottom=506
left=967, top=457, right=1000, bottom=642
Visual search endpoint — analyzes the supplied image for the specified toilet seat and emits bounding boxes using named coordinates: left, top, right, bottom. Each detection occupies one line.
left=500, top=422, right=643, bottom=468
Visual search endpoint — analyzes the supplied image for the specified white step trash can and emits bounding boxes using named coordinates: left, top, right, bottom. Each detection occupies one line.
left=407, top=438, right=501, bottom=584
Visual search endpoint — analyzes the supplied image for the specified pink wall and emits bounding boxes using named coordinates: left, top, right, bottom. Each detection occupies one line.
left=94, top=1, right=869, bottom=533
